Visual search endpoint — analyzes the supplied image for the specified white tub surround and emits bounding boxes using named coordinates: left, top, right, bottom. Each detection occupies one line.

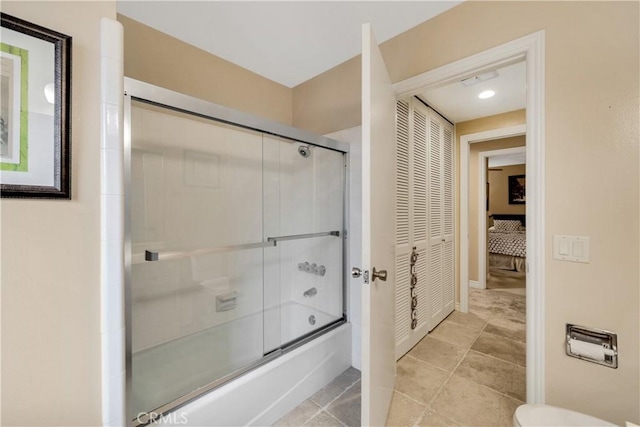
left=157, top=323, right=351, bottom=427
left=100, top=17, right=125, bottom=427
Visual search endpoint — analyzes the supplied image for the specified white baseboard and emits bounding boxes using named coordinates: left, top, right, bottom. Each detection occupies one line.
left=469, top=280, right=481, bottom=289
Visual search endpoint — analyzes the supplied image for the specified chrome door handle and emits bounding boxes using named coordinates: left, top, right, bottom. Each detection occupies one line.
left=372, top=267, right=387, bottom=282
left=352, top=267, right=362, bottom=278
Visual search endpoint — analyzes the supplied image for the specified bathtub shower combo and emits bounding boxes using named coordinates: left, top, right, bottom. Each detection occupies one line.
left=125, top=80, right=350, bottom=425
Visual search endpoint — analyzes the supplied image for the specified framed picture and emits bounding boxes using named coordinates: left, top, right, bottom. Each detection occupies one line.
left=486, top=182, right=490, bottom=211
left=0, top=13, right=71, bottom=198
left=508, top=174, right=526, bottom=204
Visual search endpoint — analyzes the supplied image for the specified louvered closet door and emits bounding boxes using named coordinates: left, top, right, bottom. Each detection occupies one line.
left=442, top=124, right=455, bottom=316
left=395, top=99, right=430, bottom=359
left=395, top=99, right=412, bottom=358
left=427, top=110, right=455, bottom=329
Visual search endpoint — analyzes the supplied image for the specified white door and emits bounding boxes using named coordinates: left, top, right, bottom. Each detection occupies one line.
left=360, top=23, right=396, bottom=426
left=427, top=113, right=455, bottom=328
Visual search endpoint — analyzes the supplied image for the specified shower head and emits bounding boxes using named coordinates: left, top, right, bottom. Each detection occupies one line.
left=298, top=145, right=312, bottom=158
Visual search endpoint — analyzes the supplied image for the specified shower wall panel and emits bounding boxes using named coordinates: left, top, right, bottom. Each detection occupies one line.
left=131, top=103, right=264, bottom=353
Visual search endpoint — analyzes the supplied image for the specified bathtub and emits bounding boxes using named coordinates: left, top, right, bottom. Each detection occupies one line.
left=133, top=303, right=351, bottom=426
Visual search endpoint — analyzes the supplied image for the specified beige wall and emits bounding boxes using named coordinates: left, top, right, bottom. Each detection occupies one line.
left=118, top=14, right=293, bottom=126
left=293, top=2, right=640, bottom=424
left=467, top=134, right=526, bottom=282
left=1, top=2, right=116, bottom=425
left=489, top=164, right=526, bottom=217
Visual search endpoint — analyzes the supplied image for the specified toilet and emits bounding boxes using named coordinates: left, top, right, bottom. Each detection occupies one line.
left=513, top=404, right=617, bottom=427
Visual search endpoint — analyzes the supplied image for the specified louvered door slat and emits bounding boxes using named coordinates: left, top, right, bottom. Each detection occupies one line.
left=443, top=240, right=455, bottom=313
left=413, top=109, right=427, bottom=243
left=396, top=100, right=410, bottom=246
left=429, top=244, right=443, bottom=321
left=415, top=247, right=428, bottom=328
left=443, top=127, right=454, bottom=236
left=429, top=119, right=442, bottom=239
left=395, top=252, right=411, bottom=344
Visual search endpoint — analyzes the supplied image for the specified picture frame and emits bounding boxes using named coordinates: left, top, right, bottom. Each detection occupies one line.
left=508, top=174, right=526, bottom=204
left=0, top=13, right=71, bottom=199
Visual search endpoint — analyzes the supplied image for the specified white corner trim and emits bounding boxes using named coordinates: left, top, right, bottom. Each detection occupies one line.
left=100, top=17, right=126, bottom=427
left=468, top=280, right=481, bottom=289
left=393, top=30, right=545, bottom=404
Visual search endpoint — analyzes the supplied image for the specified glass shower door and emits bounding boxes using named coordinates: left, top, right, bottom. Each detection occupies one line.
left=129, top=101, right=268, bottom=418
left=262, top=135, right=345, bottom=350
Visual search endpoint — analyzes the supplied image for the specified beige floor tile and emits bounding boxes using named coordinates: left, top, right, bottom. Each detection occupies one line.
left=497, top=395, right=524, bottom=427
left=274, top=399, right=322, bottom=426
left=454, top=350, right=526, bottom=401
left=396, top=355, right=448, bottom=404
left=417, top=409, right=460, bottom=426
left=304, top=410, right=345, bottom=427
left=429, top=322, right=480, bottom=349
left=385, top=391, right=426, bottom=427
left=326, top=381, right=361, bottom=427
left=485, top=316, right=526, bottom=343
left=468, top=291, right=508, bottom=320
left=408, top=336, right=467, bottom=372
left=430, top=375, right=505, bottom=426
left=501, top=297, right=526, bottom=319
left=471, top=331, right=526, bottom=367
left=311, top=367, right=361, bottom=406
left=443, top=310, right=487, bottom=331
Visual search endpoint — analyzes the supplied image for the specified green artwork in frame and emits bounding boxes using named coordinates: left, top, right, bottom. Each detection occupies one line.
left=0, top=41, right=28, bottom=172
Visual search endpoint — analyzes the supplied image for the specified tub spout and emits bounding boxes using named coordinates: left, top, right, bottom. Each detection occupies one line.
left=303, top=287, right=318, bottom=298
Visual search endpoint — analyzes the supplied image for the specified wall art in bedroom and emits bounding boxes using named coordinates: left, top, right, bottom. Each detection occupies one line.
left=508, top=174, right=526, bottom=204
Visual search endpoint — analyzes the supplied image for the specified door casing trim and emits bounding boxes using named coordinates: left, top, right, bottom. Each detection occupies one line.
left=392, top=30, right=545, bottom=404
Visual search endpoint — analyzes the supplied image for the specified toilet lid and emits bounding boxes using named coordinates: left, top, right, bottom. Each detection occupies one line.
left=515, top=404, right=617, bottom=426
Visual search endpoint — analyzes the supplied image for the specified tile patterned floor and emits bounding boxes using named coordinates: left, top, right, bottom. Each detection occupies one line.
left=275, top=287, right=526, bottom=427
left=388, top=288, right=526, bottom=427
left=274, top=367, right=362, bottom=427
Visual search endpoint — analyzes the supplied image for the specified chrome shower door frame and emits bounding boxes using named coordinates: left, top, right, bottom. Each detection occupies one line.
left=123, top=78, right=350, bottom=426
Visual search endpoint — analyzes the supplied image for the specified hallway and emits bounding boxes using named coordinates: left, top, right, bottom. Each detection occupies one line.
left=387, top=288, right=526, bottom=426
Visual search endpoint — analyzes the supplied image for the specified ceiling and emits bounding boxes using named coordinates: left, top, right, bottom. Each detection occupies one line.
left=418, top=61, right=526, bottom=123
left=117, top=1, right=524, bottom=122
left=488, top=153, right=526, bottom=168
left=116, top=1, right=462, bottom=88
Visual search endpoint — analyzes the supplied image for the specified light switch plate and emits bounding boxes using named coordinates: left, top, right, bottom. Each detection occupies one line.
left=553, top=235, right=590, bottom=263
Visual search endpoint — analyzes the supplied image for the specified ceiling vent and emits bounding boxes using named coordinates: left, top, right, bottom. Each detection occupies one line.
left=461, top=70, right=499, bottom=87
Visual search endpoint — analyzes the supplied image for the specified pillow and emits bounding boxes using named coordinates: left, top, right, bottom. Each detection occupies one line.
left=493, top=219, right=521, bottom=232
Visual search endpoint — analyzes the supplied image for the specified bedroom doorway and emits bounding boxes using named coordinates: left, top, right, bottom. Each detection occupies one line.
left=480, top=145, right=527, bottom=292
left=460, top=125, right=526, bottom=309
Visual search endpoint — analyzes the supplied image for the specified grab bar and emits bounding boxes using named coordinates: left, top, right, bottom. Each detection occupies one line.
left=144, top=230, right=340, bottom=262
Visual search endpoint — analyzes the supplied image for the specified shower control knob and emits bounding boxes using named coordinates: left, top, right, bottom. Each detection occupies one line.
left=351, top=267, right=362, bottom=278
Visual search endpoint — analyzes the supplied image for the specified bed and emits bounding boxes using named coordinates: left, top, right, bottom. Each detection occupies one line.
left=488, top=214, right=526, bottom=272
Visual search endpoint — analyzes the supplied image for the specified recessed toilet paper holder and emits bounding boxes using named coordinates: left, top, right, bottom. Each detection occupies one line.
left=566, top=323, right=618, bottom=368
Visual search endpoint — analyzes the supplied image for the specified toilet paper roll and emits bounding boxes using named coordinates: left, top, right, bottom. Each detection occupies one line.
left=569, top=339, right=606, bottom=361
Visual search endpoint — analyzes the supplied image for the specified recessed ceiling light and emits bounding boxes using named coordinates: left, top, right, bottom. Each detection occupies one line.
left=478, top=90, right=495, bottom=99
